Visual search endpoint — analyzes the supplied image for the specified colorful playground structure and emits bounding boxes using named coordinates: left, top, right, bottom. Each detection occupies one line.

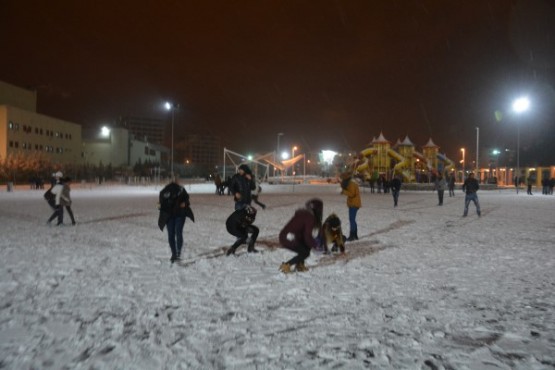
left=354, top=133, right=455, bottom=183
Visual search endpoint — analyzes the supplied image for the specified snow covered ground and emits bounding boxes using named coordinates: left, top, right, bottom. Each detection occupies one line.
left=1, top=182, right=554, bottom=369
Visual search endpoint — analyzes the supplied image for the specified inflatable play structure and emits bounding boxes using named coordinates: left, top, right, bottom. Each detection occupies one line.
left=354, top=133, right=455, bottom=182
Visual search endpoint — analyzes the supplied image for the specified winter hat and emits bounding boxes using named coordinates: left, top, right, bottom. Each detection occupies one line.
left=238, top=164, right=252, bottom=175
left=54, top=171, right=63, bottom=178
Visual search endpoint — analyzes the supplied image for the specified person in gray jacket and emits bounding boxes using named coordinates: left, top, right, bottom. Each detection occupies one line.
left=60, top=177, right=76, bottom=225
left=47, top=171, right=66, bottom=225
left=435, top=173, right=447, bottom=206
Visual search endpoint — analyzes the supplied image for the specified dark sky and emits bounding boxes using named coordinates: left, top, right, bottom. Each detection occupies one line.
left=1, top=0, right=554, bottom=164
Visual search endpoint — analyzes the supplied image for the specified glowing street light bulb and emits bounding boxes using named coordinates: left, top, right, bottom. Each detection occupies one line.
left=512, top=97, right=530, bottom=113
left=100, top=126, right=110, bottom=138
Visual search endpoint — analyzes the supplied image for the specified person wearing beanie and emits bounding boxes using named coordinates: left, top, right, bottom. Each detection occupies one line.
left=229, top=164, right=256, bottom=210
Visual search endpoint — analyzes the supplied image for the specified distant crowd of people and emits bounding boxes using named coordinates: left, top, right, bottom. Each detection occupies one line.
left=41, top=165, right=551, bottom=272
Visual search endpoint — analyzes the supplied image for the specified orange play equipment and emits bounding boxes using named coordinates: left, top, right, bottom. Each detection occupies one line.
left=355, top=133, right=454, bottom=182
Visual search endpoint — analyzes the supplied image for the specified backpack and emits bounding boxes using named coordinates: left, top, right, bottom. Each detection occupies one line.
left=44, top=188, right=55, bottom=209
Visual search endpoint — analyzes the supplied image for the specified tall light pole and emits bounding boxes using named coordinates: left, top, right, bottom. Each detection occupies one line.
left=460, top=148, right=465, bottom=181
left=512, top=96, right=530, bottom=194
left=165, top=102, right=179, bottom=178
left=475, top=127, right=479, bottom=180
left=276, top=132, right=283, bottom=177
left=291, top=146, right=298, bottom=176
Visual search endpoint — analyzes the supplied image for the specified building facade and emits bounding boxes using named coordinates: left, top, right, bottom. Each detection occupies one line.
left=0, top=80, right=82, bottom=166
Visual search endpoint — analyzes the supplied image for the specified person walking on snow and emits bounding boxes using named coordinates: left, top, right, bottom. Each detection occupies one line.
left=340, top=172, right=361, bottom=241
left=158, top=178, right=194, bottom=262
left=390, top=175, right=402, bottom=207
left=462, top=172, right=481, bottom=217
left=448, top=172, right=456, bottom=197
left=251, top=178, right=266, bottom=209
left=229, top=164, right=256, bottom=210
left=434, top=173, right=447, bottom=206
left=278, top=198, right=323, bottom=273
left=60, top=177, right=76, bottom=225
left=225, top=204, right=259, bottom=255
left=46, top=171, right=65, bottom=226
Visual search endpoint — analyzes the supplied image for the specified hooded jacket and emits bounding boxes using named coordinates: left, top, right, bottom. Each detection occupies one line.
left=341, top=178, right=361, bottom=208
left=279, top=199, right=323, bottom=250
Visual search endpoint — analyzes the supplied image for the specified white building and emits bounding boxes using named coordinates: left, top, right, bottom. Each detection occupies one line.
left=0, top=80, right=82, bottom=166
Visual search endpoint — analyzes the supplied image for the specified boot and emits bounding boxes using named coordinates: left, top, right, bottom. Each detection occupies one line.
left=279, top=263, right=292, bottom=273
left=226, top=246, right=237, bottom=256
left=346, top=231, right=358, bottom=241
left=295, top=262, right=309, bottom=272
left=247, top=243, right=259, bottom=253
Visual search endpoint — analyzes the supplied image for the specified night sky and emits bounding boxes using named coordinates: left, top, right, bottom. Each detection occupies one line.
left=1, top=0, right=554, bottom=164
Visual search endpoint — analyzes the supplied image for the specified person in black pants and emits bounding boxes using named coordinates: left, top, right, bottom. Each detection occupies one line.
left=158, top=179, right=194, bottom=262
left=278, top=198, right=323, bottom=273
left=226, top=205, right=259, bottom=255
left=390, top=175, right=402, bottom=207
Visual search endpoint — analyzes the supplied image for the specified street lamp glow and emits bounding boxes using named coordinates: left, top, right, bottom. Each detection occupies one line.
left=281, top=151, right=289, bottom=160
left=512, top=96, right=530, bottom=193
left=164, top=101, right=179, bottom=178
left=100, top=126, right=110, bottom=138
left=512, top=97, right=530, bottom=113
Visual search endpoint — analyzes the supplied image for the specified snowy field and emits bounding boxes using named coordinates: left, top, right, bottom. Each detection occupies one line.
left=1, top=182, right=554, bottom=369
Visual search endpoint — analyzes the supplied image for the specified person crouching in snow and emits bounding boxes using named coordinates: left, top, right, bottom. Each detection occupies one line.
left=278, top=198, right=323, bottom=273
left=226, top=204, right=259, bottom=255
left=321, top=213, right=345, bottom=254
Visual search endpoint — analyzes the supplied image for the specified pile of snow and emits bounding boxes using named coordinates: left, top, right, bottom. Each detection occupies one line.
left=1, top=183, right=554, bottom=369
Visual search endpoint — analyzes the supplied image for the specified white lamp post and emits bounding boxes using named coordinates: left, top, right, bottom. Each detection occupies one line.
left=165, top=102, right=179, bottom=178
left=291, top=146, right=298, bottom=176
left=512, top=96, right=530, bottom=194
left=276, top=133, right=283, bottom=177
left=460, top=148, right=465, bottom=181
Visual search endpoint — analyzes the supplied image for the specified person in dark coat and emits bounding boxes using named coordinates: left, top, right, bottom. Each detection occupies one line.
left=278, top=198, right=323, bottom=273
left=390, top=175, right=402, bottom=207
left=448, top=173, right=456, bottom=197
left=526, top=175, right=534, bottom=195
left=229, top=164, right=256, bottom=210
left=225, top=204, right=259, bottom=255
left=462, top=172, right=481, bottom=217
left=158, top=179, right=194, bottom=262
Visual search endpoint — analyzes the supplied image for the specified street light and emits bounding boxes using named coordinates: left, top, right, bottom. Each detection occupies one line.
left=460, top=148, right=465, bottom=181
left=512, top=96, right=530, bottom=193
left=165, top=101, right=179, bottom=178
left=291, top=146, right=298, bottom=176
left=276, top=133, right=284, bottom=177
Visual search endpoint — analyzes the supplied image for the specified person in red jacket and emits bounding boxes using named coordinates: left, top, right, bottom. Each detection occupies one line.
left=278, top=198, right=323, bottom=273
